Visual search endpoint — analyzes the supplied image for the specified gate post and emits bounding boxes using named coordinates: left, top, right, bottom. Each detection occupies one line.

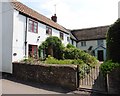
left=76, top=65, right=80, bottom=88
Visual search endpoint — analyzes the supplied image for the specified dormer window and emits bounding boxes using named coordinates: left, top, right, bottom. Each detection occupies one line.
left=46, top=26, right=52, bottom=35
left=29, top=19, right=38, bottom=33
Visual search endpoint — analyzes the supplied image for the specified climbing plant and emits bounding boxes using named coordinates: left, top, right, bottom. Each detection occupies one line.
left=39, top=36, right=64, bottom=59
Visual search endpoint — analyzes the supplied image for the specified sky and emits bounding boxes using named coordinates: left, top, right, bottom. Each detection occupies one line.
left=17, top=0, right=119, bottom=30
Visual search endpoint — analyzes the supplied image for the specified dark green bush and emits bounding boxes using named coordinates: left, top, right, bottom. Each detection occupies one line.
left=39, top=36, right=64, bottom=59
left=100, top=60, right=120, bottom=76
left=107, top=18, right=120, bottom=63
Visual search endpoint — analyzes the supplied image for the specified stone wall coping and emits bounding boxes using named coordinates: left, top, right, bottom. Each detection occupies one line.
left=13, top=62, right=78, bottom=69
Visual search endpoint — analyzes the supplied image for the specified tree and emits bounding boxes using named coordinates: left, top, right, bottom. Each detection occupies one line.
left=107, top=18, right=120, bottom=63
left=39, top=36, right=64, bottom=59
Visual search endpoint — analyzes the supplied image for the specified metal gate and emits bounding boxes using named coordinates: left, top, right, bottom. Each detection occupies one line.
left=79, top=64, right=107, bottom=93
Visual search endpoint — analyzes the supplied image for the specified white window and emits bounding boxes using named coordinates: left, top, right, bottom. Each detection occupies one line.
left=28, top=19, right=38, bottom=33
left=67, top=37, right=70, bottom=42
left=46, top=26, right=52, bottom=35
left=81, top=41, right=86, bottom=46
left=60, top=32, right=64, bottom=40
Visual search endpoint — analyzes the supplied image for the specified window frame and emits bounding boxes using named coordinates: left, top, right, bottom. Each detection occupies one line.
left=67, top=37, right=70, bottom=42
left=81, top=41, right=86, bottom=47
left=46, top=26, right=52, bottom=35
left=28, top=19, right=38, bottom=33
left=60, top=32, right=64, bottom=40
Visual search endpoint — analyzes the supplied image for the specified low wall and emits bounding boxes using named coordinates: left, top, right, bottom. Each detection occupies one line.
left=13, top=62, right=79, bottom=90
left=107, top=68, right=120, bottom=94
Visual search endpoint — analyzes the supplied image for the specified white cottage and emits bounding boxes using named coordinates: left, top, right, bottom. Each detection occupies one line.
left=71, top=26, right=109, bottom=61
left=1, top=0, right=71, bottom=73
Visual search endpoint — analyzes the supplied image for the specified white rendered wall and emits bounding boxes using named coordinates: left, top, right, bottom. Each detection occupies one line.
left=77, top=40, right=106, bottom=50
left=2, top=2, right=13, bottom=73
left=12, top=10, right=26, bottom=62
left=27, top=17, right=70, bottom=47
left=62, top=33, right=69, bottom=46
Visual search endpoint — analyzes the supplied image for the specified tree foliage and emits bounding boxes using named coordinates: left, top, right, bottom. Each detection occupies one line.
left=107, top=18, right=120, bottom=63
left=39, top=36, right=64, bottom=59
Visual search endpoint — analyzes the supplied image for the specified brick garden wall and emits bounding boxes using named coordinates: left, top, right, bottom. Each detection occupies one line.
left=12, top=62, right=79, bottom=90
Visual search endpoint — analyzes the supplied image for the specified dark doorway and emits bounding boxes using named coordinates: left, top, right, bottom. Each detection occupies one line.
left=28, top=44, right=38, bottom=58
left=97, top=50, right=104, bottom=61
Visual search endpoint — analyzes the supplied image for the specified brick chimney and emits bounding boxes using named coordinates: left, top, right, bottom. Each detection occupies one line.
left=51, top=14, right=57, bottom=22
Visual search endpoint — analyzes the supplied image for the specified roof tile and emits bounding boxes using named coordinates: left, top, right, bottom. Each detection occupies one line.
left=10, top=0, right=69, bottom=34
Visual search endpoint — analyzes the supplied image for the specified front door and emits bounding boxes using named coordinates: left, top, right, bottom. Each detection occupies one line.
left=97, top=50, right=104, bottom=61
left=28, top=44, right=38, bottom=58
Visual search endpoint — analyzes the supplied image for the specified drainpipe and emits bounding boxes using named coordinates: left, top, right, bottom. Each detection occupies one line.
left=25, top=17, right=27, bottom=59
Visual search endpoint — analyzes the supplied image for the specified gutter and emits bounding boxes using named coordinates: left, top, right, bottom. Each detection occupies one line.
left=25, top=16, right=27, bottom=58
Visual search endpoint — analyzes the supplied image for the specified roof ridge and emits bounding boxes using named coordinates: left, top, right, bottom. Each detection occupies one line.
left=72, top=25, right=110, bottom=31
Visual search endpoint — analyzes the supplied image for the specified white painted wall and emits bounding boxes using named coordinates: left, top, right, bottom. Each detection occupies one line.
left=62, top=33, right=69, bottom=46
left=12, top=10, right=26, bottom=62
left=2, top=2, right=13, bottom=73
left=77, top=40, right=106, bottom=51
left=70, top=39, right=77, bottom=47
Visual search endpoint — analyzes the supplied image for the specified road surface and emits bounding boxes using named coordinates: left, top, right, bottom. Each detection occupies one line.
left=2, top=78, right=70, bottom=94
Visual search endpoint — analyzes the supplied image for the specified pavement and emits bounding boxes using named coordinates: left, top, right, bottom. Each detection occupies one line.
left=1, top=73, right=109, bottom=95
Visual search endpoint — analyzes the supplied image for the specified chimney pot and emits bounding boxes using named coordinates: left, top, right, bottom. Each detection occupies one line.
left=51, top=14, right=57, bottom=22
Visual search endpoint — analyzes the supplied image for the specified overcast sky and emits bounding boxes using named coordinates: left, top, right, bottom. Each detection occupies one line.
left=17, top=0, right=119, bottom=29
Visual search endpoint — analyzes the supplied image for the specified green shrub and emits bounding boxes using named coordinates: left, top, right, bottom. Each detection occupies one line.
left=39, top=36, right=64, bottom=59
left=21, top=57, right=41, bottom=64
left=107, top=19, right=120, bottom=63
left=79, top=63, right=91, bottom=78
left=63, top=47, right=98, bottom=67
left=71, top=59, right=84, bottom=64
left=66, top=43, right=75, bottom=48
left=100, top=60, right=120, bottom=75
left=45, top=55, right=73, bottom=64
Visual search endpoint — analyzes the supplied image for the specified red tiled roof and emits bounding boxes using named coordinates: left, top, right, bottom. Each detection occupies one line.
left=71, top=25, right=110, bottom=41
left=10, top=0, right=69, bottom=34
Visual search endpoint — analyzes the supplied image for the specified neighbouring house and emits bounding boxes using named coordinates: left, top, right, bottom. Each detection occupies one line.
left=1, top=0, right=73, bottom=73
left=71, top=25, right=109, bottom=61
